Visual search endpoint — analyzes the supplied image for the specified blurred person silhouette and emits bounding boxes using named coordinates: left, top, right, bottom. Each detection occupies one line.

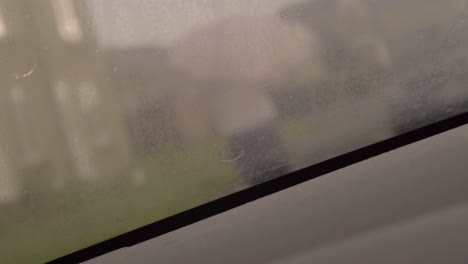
left=280, top=0, right=392, bottom=102
left=277, top=0, right=400, bottom=167
left=171, top=15, right=321, bottom=185
left=335, top=0, right=391, bottom=98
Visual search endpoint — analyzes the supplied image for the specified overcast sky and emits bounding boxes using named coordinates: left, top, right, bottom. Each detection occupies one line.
left=86, top=0, right=304, bottom=49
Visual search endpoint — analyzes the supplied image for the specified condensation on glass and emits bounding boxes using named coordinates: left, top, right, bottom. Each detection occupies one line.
left=1, top=0, right=468, bottom=262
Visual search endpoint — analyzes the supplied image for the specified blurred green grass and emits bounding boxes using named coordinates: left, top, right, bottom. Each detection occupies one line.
left=0, top=120, right=306, bottom=263
left=281, top=117, right=313, bottom=146
left=0, top=141, right=240, bottom=263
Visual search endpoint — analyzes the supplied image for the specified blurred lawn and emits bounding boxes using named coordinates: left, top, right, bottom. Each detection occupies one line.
left=281, top=117, right=313, bottom=146
left=0, top=141, right=240, bottom=263
left=0, top=119, right=308, bottom=263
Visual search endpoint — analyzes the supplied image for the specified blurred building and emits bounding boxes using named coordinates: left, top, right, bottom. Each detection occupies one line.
left=0, top=0, right=135, bottom=204
left=0, top=0, right=68, bottom=203
left=26, top=0, right=134, bottom=182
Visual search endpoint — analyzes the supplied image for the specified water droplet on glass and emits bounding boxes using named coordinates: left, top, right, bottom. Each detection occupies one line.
left=12, top=60, right=37, bottom=80
left=220, top=145, right=244, bottom=163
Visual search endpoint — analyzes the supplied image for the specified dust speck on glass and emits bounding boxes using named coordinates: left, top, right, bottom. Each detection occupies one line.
left=1, top=0, right=468, bottom=262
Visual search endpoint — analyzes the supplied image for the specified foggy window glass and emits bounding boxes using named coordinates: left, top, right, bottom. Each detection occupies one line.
left=1, top=0, right=468, bottom=262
